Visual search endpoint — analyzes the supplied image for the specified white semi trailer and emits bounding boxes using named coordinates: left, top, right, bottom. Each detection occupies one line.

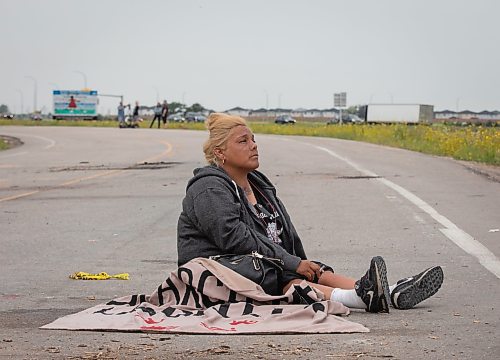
left=361, top=104, right=434, bottom=124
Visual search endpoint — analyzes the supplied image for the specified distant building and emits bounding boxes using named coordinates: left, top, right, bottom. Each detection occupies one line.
left=227, top=106, right=499, bottom=122
left=434, top=110, right=500, bottom=121
left=320, top=108, right=340, bottom=118
left=268, top=108, right=291, bottom=116
left=290, top=108, right=307, bottom=117
left=302, top=109, right=323, bottom=118
left=248, top=108, right=269, bottom=117
left=434, top=110, right=456, bottom=120
left=225, top=107, right=250, bottom=117
left=247, top=107, right=340, bottom=118
left=478, top=110, right=500, bottom=120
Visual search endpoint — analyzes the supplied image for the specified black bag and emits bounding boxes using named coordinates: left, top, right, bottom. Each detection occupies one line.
left=209, top=251, right=284, bottom=295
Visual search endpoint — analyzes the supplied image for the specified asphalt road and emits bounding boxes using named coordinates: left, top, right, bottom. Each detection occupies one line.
left=0, top=126, right=499, bottom=359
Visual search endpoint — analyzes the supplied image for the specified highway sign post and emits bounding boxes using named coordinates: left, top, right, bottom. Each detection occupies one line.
left=334, top=92, right=347, bottom=124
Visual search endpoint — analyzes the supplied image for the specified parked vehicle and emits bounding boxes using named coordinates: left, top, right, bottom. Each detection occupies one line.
left=167, top=113, right=185, bottom=122
left=185, top=112, right=207, bottom=123
left=327, top=114, right=363, bottom=125
left=340, top=114, right=363, bottom=123
left=2, top=114, right=14, bottom=119
left=360, top=104, right=434, bottom=124
left=274, top=115, right=296, bottom=124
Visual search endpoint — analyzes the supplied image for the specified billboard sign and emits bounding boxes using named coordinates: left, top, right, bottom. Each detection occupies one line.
left=53, top=90, right=98, bottom=117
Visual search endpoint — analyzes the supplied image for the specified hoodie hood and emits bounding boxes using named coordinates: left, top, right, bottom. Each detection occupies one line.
left=187, top=165, right=276, bottom=195
left=187, top=165, right=232, bottom=190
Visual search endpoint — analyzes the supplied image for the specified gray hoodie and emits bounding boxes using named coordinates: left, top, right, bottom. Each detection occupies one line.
left=177, top=165, right=306, bottom=272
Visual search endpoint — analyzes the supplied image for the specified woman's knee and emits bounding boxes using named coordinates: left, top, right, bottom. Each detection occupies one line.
left=282, top=279, right=303, bottom=294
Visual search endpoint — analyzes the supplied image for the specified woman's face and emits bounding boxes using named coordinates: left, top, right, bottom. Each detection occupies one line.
left=220, top=125, right=259, bottom=172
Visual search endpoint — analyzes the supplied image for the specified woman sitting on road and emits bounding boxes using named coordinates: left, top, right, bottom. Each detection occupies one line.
left=177, top=113, right=443, bottom=312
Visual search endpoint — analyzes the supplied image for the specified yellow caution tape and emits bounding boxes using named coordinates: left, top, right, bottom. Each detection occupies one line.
left=69, top=272, right=130, bottom=280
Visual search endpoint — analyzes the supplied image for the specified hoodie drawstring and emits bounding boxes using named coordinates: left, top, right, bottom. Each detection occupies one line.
left=231, top=180, right=241, bottom=200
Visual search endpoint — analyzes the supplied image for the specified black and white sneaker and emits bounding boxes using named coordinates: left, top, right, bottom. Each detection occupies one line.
left=355, top=256, right=390, bottom=313
left=391, top=266, right=444, bottom=310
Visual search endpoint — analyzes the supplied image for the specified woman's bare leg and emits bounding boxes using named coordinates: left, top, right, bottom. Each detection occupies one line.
left=318, top=271, right=356, bottom=289
left=282, top=272, right=356, bottom=297
left=283, top=279, right=336, bottom=298
left=282, top=271, right=357, bottom=299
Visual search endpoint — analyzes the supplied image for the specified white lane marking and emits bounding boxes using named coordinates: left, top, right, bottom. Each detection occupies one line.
left=312, top=144, right=500, bottom=280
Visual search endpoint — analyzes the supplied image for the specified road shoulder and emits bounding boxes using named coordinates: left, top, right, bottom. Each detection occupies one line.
left=0, top=135, right=23, bottom=150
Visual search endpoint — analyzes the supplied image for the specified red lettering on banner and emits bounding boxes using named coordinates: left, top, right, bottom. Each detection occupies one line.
left=135, top=314, right=165, bottom=324
left=139, top=325, right=179, bottom=331
left=229, top=319, right=258, bottom=325
left=200, top=322, right=237, bottom=332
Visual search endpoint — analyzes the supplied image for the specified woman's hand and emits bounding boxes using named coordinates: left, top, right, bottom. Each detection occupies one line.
left=296, top=260, right=321, bottom=281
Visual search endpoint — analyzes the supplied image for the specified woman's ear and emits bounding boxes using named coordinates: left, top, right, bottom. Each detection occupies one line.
left=214, top=148, right=223, bottom=159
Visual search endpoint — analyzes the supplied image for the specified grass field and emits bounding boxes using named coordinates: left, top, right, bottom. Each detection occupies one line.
left=250, top=122, right=500, bottom=166
left=0, top=138, right=8, bottom=150
left=1, top=119, right=498, bottom=165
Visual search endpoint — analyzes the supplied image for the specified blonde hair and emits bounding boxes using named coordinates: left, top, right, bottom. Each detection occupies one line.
left=203, top=113, right=247, bottom=166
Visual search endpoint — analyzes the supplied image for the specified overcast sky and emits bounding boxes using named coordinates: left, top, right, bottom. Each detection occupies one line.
left=1, top=0, right=499, bottom=114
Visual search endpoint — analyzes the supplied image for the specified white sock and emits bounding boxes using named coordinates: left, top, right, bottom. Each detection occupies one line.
left=330, top=288, right=366, bottom=309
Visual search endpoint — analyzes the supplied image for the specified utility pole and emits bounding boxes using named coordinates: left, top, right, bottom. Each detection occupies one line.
left=25, top=76, right=37, bottom=113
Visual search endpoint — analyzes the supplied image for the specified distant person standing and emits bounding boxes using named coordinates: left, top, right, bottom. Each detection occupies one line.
left=133, top=101, right=141, bottom=122
left=161, top=100, right=169, bottom=128
left=150, top=102, right=162, bottom=128
left=117, top=101, right=126, bottom=126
